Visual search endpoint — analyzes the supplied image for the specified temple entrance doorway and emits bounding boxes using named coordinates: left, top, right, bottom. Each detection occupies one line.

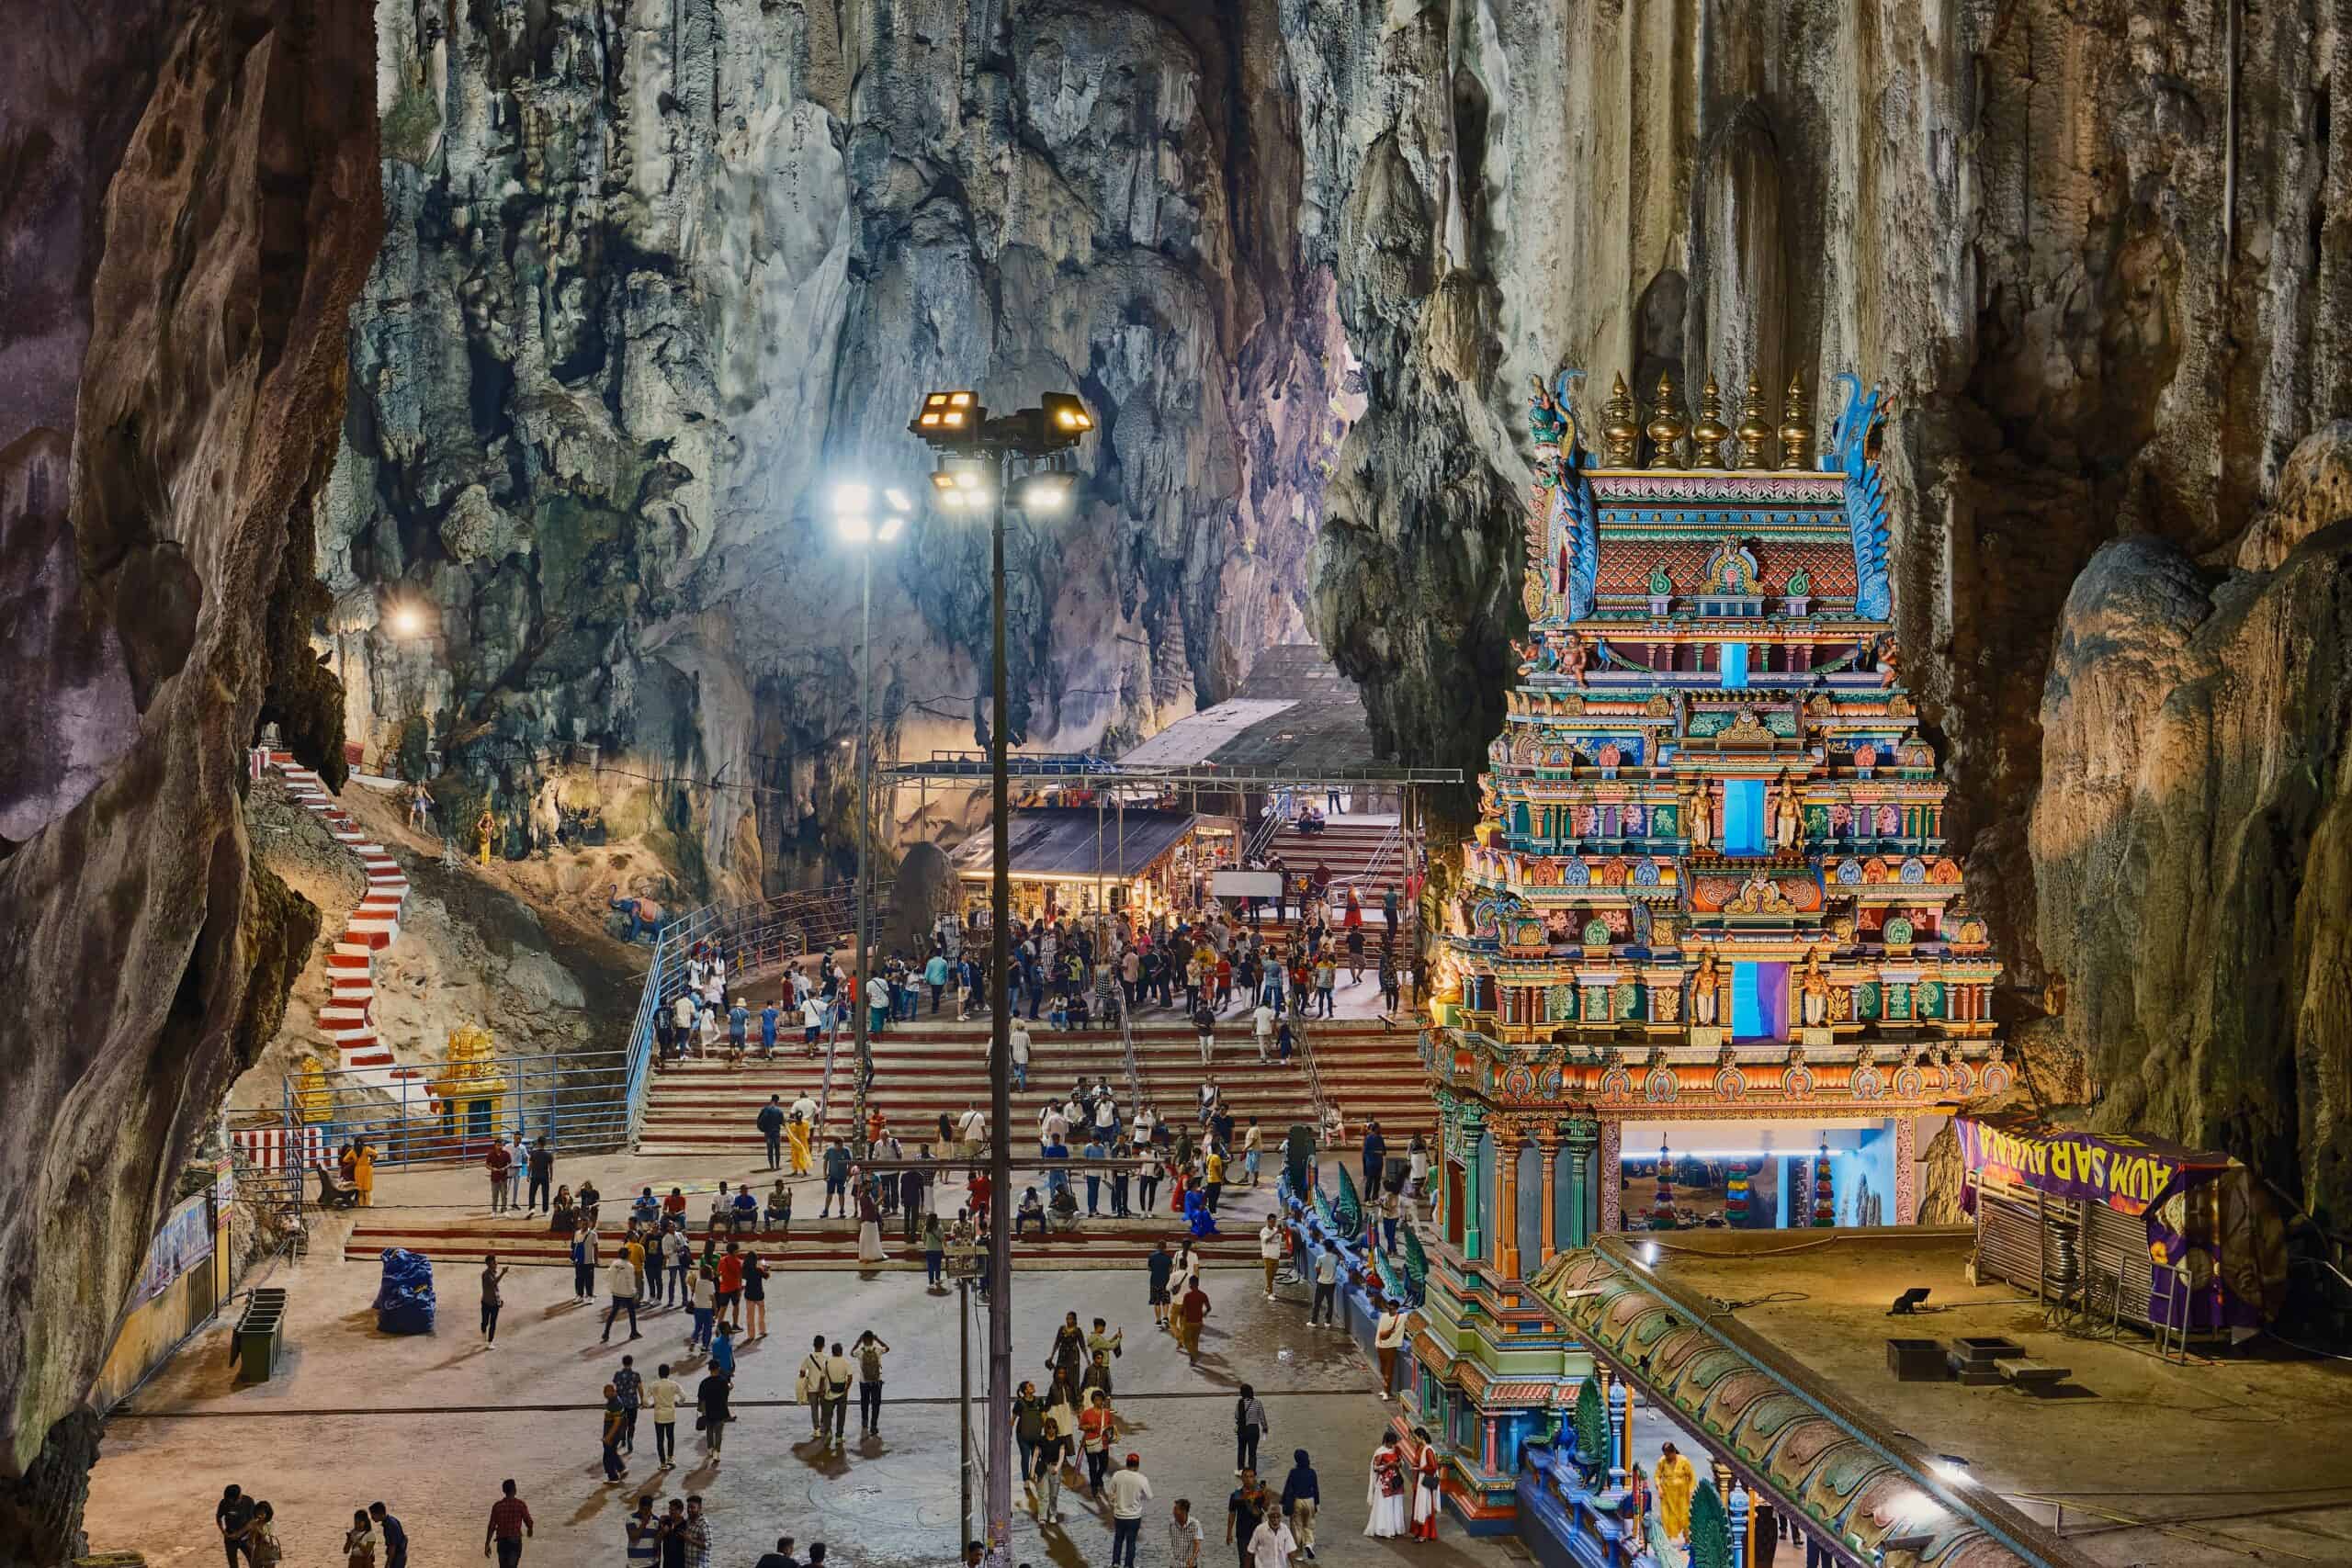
left=1616, top=1117, right=1907, bottom=1231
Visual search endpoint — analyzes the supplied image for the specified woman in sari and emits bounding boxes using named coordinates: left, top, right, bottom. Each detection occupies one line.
left=1409, top=1427, right=1442, bottom=1540
left=855, top=1185, right=888, bottom=1269
left=1047, top=1310, right=1087, bottom=1390
left=1364, top=1437, right=1408, bottom=1538
left=787, top=1110, right=813, bottom=1177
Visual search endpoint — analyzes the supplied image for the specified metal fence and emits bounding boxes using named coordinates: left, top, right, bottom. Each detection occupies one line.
left=284, top=1049, right=634, bottom=1171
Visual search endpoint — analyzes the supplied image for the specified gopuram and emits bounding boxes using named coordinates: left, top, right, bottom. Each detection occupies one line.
left=1408, top=366, right=2011, bottom=1529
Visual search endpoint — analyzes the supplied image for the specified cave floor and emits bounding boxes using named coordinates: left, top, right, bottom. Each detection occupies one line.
left=88, top=1243, right=1511, bottom=1568
left=1638, top=1229, right=2352, bottom=1566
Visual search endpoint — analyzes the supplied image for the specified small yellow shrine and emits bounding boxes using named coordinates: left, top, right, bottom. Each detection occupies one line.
left=429, top=1025, right=508, bottom=1145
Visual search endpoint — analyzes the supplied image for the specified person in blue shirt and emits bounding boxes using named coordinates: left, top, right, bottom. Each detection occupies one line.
left=759, top=1001, right=780, bottom=1059
left=709, top=1321, right=737, bottom=1374
left=925, top=952, right=951, bottom=1013
left=1281, top=1449, right=1321, bottom=1560
left=368, top=1503, right=409, bottom=1568
left=1043, top=1139, right=1071, bottom=1200
left=727, top=998, right=750, bottom=1061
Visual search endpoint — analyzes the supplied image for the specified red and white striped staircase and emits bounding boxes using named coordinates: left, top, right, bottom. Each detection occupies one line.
left=261, top=750, right=408, bottom=1070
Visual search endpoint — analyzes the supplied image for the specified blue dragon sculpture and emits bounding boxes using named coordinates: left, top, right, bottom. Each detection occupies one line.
left=1828, top=373, right=1893, bottom=621
left=1529, top=368, right=1599, bottom=623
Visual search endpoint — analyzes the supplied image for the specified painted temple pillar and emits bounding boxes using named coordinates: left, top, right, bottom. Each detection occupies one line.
left=1537, top=1132, right=1559, bottom=1262
left=1462, top=1108, right=1487, bottom=1260
left=1495, top=1124, right=1522, bottom=1278
left=1599, top=1120, right=1623, bottom=1234
left=1564, top=1118, right=1598, bottom=1249
left=1895, top=1113, right=1919, bottom=1224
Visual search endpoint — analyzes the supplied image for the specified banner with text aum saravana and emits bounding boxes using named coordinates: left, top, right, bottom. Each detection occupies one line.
left=1956, top=1114, right=2229, bottom=1216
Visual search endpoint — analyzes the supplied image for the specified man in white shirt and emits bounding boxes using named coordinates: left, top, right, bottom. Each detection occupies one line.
left=1104, top=1453, right=1153, bottom=1568
left=600, top=1254, right=641, bottom=1343
left=957, top=1105, right=987, bottom=1156
left=1258, top=1216, right=1286, bottom=1300
left=1374, top=1301, right=1406, bottom=1399
left=1247, top=1512, right=1298, bottom=1568
left=1252, top=1001, right=1276, bottom=1062
left=646, top=1362, right=684, bottom=1467
left=1042, top=1105, right=1069, bottom=1146
left=1009, top=1022, right=1032, bottom=1089
left=1131, top=1104, right=1157, bottom=1146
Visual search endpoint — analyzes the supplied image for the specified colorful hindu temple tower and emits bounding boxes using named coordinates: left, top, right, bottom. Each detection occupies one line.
left=1408, top=366, right=2012, bottom=1531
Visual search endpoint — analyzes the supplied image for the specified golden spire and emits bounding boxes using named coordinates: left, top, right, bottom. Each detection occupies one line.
left=1645, top=371, right=1687, bottom=468
left=1735, top=375, right=1772, bottom=468
left=1600, top=373, right=1641, bottom=467
left=1779, top=372, right=1814, bottom=469
left=1690, top=376, right=1729, bottom=468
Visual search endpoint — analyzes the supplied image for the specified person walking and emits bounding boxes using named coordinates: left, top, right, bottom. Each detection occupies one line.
left=1360, top=1120, right=1386, bottom=1198
left=741, top=1248, right=770, bottom=1338
left=218, top=1483, right=257, bottom=1567
left=625, top=1495, right=662, bottom=1567
left=696, top=1362, right=733, bottom=1461
left=480, top=1253, right=509, bottom=1347
left=821, top=1139, right=851, bottom=1217
left=1078, top=1388, right=1117, bottom=1495
left=1226, top=1472, right=1270, bottom=1568
left=1105, top=1452, right=1154, bottom=1568
left=685, top=1266, right=716, bottom=1351
left=922, top=1213, right=946, bottom=1290
left=1170, top=1499, right=1205, bottom=1568
left=1308, top=1247, right=1339, bottom=1327
left=612, top=1353, right=643, bottom=1455
left=821, top=1339, right=854, bottom=1450
left=1280, top=1450, right=1320, bottom=1562
left=483, top=1479, right=534, bottom=1566
left=1247, top=1506, right=1298, bottom=1568
left=599, top=1383, right=628, bottom=1481
left=526, top=1140, right=553, bottom=1213
left=1243, top=1118, right=1263, bottom=1187
left=1193, top=998, right=1217, bottom=1066
left=601, top=1253, right=641, bottom=1342
left=1257, top=1215, right=1285, bottom=1301
left=1233, top=1385, right=1271, bottom=1477
left=1177, top=1278, right=1211, bottom=1363
left=796, top=1336, right=830, bottom=1436
left=1137, top=1145, right=1162, bottom=1213
left=1028, top=1416, right=1070, bottom=1524
left=757, top=1096, right=786, bottom=1170
left=853, top=1330, right=891, bottom=1437
left=855, top=1184, right=888, bottom=1268
left=647, top=1362, right=683, bottom=1468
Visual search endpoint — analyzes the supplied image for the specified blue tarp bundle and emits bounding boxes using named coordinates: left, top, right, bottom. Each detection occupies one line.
left=373, top=1247, right=435, bottom=1334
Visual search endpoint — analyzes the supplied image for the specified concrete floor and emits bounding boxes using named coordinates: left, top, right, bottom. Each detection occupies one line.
left=89, top=1159, right=1504, bottom=1568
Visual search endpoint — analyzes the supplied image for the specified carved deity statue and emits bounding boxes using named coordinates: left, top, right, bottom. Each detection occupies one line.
left=1681, top=779, right=1712, bottom=850
left=1560, top=635, right=1589, bottom=682
left=1800, top=948, right=1831, bottom=1028
left=1773, top=771, right=1803, bottom=851
left=1690, top=950, right=1721, bottom=1026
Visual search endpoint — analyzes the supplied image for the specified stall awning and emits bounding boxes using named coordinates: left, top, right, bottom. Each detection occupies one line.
left=955, top=808, right=1198, bottom=883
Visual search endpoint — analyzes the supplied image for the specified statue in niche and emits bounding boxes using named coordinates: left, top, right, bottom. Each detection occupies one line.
left=1560, top=636, right=1588, bottom=682
left=1690, top=950, right=1721, bottom=1026
left=1800, top=948, right=1831, bottom=1027
left=1773, top=771, right=1803, bottom=851
left=1680, top=779, right=1712, bottom=850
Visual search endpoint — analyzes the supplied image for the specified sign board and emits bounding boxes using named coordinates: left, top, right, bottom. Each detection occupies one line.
left=1212, top=870, right=1283, bottom=899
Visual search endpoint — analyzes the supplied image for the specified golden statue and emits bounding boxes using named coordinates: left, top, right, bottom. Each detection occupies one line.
left=475, top=805, right=496, bottom=867
left=1690, top=376, right=1729, bottom=468
left=1779, top=372, right=1814, bottom=469
left=1800, top=947, right=1831, bottom=1027
left=1646, top=371, right=1688, bottom=468
left=1735, top=375, right=1772, bottom=468
left=1690, top=949, right=1721, bottom=1026
left=1680, top=777, right=1712, bottom=850
left=1601, top=373, right=1641, bottom=467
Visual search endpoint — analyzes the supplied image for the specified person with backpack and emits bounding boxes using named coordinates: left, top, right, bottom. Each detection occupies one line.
left=853, top=1330, right=891, bottom=1436
left=1234, top=1384, right=1272, bottom=1476
left=796, top=1336, right=829, bottom=1436
left=821, top=1339, right=855, bottom=1450
left=695, top=1362, right=732, bottom=1461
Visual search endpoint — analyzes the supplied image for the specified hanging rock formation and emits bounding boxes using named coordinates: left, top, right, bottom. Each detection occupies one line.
left=326, top=0, right=1354, bottom=899
left=0, top=0, right=378, bottom=1557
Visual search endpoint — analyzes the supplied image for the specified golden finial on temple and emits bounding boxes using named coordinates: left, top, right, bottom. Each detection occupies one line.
left=1645, top=371, right=1688, bottom=469
left=1779, top=371, right=1814, bottom=470
left=1690, top=376, right=1729, bottom=468
left=1735, top=375, right=1772, bottom=468
left=1601, top=373, right=1641, bottom=467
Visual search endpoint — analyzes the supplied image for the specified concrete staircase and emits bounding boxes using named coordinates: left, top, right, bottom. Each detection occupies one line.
left=263, top=750, right=408, bottom=1070
left=635, top=1014, right=1434, bottom=1159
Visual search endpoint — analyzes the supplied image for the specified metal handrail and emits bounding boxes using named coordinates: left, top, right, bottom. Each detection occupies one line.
left=1293, top=1010, right=1331, bottom=1134
left=622, top=881, right=892, bottom=1146
left=288, top=1048, right=636, bottom=1169
left=816, top=1002, right=851, bottom=1135
left=1108, top=971, right=1146, bottom=1116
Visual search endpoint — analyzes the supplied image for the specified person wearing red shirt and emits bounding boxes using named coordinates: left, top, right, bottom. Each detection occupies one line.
left=716, top=1244, right=745, bottom=1329
left=484, top=1479, right=533, bottom=1565
left=484, top=1142, right=514, bottom=1214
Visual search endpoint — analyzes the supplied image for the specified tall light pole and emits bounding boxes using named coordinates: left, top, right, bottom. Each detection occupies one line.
left=910, top=389, right=1091, bottom=1567
left=833, top=482, right=912, bottom=1146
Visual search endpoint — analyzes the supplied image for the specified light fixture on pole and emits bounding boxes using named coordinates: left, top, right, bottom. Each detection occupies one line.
left=833, top=479, right=912, bottom=1134
left=909, top=384, right=1092, bottom=1568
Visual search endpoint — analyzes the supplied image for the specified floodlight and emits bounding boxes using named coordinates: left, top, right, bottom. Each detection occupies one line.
left=877, top=515, right=905, bottom=542
left=911, top=390, right=983, bottom=443
left=836, top=515, right=874, bottom=543
left=832, top=482, right=871, bottom=513
left=1017, top=471, right=1077, bottom=512
left=1042, top=390, right=1092, bottom=433
left=388, top=604, right=424, bottom=637
left=884, top=488, right=913, bottom=513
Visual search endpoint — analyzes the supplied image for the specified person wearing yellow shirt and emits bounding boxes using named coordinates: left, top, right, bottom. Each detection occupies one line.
left=1654, top=1442, right=1697, bottom=1539
left=1204, top=1147, right=1227, bottom=1214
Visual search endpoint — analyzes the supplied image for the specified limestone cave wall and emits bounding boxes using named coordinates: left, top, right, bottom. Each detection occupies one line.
left=327, top=0, right=1355, bottom=901
left=0, top=0, right=378, bottom=1556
